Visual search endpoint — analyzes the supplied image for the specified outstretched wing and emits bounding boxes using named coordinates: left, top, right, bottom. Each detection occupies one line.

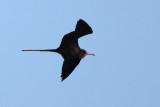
left=75, top=19, right=93, bottom=38
left=61, top=59, right=81, bottom=81
left=59, top=19, right=93, bottom=49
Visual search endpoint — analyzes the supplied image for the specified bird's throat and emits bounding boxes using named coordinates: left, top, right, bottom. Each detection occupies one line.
left=79, top=54, right=88, bottom=59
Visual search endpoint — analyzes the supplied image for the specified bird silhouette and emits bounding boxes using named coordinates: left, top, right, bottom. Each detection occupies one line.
left=22, top=19, right=95, bottom=81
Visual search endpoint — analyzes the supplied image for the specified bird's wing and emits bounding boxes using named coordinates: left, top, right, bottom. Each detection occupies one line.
left=59, top=19, right=92, bottom=49
left=61, top=58, right=81, bottom=81
left=74, top=19, right=93, bottom=38
left=59, top=31, right=79, bottom=49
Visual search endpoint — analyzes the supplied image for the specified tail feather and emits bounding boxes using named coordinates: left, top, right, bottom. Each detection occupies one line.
left=22, top=49, right=57, bottom=52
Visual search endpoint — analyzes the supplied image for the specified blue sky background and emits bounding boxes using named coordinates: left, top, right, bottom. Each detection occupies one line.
left=0, top=0, right=160, bottom=107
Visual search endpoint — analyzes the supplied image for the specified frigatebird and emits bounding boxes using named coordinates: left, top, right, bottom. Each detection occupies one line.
left=22, top=19, right=95, bottom=81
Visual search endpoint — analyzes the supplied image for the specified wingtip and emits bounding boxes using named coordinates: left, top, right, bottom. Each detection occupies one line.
left=61, top=76, right=65, bottom=82
left=78, top=19, right=83, bottom=22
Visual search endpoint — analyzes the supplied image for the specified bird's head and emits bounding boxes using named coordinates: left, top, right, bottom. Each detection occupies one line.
left=79, top=49, right=95, bottom=59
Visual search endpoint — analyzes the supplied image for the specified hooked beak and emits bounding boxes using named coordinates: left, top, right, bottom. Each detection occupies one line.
left=86, top=52, right=95, bottom=56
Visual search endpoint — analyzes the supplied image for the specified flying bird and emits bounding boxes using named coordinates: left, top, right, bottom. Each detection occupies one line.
left=22, top=19, right=95, bottom=81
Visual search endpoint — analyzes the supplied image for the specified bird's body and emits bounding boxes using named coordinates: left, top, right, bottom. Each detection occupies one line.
left=22, top=19, right=94, bottom=81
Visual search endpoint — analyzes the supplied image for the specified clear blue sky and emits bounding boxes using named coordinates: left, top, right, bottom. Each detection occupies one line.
left=0, top=0, right=160, bottom=107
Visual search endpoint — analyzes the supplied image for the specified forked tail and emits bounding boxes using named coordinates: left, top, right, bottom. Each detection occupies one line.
left=22, top=49, right=57, bottom=52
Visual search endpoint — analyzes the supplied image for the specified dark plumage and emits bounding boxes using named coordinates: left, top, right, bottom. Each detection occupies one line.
left=22, top=19, right=95, bottom=81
